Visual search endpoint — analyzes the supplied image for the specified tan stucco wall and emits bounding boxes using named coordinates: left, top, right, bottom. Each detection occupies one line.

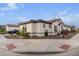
left=19, top=20, right=65, bottom=36
left=51, top=21, right=61, bottom=32
left=19, top=23, right=33, bottom=33
left=19, top=24, right=26, bottom=32
left=33, top=23, right=53, bottom=36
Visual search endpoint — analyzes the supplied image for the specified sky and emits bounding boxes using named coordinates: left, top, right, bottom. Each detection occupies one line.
left=0, top=3, right=79, bottom=27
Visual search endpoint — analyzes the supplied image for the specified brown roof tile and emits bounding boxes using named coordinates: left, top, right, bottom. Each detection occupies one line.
left=19, top=18, right=64, bottom=25
left=19, top=19, right=50, bottom=25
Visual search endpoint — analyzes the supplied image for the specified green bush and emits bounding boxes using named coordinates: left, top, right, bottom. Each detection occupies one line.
left=0, top=31, right=7, bottom=34
left=21, top=32, right=29, bottom=38
left=16, top=31, right=20, bottom=35
left=0, top=28, right=7, bottom=34
left=17, top=28, right=30, bottom=38
left=70, top=29, right=77, bottom=32
left=18, top=30, right=29, bottom=38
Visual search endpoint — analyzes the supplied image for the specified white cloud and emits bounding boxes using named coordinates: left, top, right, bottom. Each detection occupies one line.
left=0, top=12, right=5, bottom=16
left=62, top=13, right=79, bottom=23
left=55, top=10, right=79, bottom=27
left=58, top=10, right=67, bottom=16
left=0, top=3, right=18, bottom=11
left=18, top=17, right=27, bottom=21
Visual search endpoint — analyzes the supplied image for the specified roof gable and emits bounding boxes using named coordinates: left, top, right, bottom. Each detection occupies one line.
left=19, top=18, right=64, bottom=25
left=48, top=18, right=64, bottom=24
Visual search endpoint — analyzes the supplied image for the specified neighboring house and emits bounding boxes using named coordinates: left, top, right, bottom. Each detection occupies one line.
left=64, top=25, right=72, bottom=31
left=75, top=28, right=79, bottom=31
left=6, top=24, right=19, bottom=32
left=19, top=18, right=65, bottom=36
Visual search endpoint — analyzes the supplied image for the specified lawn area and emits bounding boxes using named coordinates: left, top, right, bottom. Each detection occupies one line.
left=4, top=32, right=78, bottom=39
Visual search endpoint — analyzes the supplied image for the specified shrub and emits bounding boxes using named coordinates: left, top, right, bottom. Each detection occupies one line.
left=26, top=32, right=30, bottom=37
left=20, top=31, right=30, bottom=38
left=0, top=28, right=7, bottom=34
left=16, top=31, right=20, bottom=35
left=70, top=29, right=77, bottom=32
left=0, top=31, right=7, bottom=34
left=77, top=29, right=79, bottom=33
left=18, top=28, right=30, bottom=38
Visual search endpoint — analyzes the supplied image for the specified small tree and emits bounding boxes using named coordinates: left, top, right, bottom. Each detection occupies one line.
left=21, top=32, right=29, bottom=38
left=20, top=28, right=29, bottom=38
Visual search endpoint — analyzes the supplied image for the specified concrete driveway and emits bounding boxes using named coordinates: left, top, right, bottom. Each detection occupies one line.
left=0, top=34, right=7, bottom=40
left=0, top=33, right=79, bottom=56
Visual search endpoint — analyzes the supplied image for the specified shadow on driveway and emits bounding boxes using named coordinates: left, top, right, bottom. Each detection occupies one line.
left=14, top=52, right=65, bottom=55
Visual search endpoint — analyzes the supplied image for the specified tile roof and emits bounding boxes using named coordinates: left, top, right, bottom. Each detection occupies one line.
left=48, top=18, right=63, bottom=23
left=19, top=18, right=64, bottom=25
left=19, top=19, right=50, bottom=25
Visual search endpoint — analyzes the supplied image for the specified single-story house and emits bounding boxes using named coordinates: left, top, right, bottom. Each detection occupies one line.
left=6, top=24, right=19, bottom=32
left=19, top=18, right=65, bottom=36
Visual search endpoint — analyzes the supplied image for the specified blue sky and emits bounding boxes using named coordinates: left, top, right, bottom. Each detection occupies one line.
left=0, top=3, right=79, bottom=27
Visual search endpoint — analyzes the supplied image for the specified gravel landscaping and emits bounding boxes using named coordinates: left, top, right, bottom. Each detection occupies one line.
left=4, top=32, right=78, bottom=39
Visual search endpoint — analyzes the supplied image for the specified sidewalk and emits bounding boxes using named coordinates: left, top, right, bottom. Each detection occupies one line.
left=0, top=34, right=7, bottom=40
left=70, top=33, right=79, bottom=40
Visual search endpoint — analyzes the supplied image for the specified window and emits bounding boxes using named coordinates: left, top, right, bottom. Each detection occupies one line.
left=54, top=25, right=57, bottom=32
left=49, top=24, right=51, bottom=28
left=43, top=24, right=45, bottom=28
left=22, top=27, right=27, bottom=32
left=61, top=25, right=63, bottom=30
